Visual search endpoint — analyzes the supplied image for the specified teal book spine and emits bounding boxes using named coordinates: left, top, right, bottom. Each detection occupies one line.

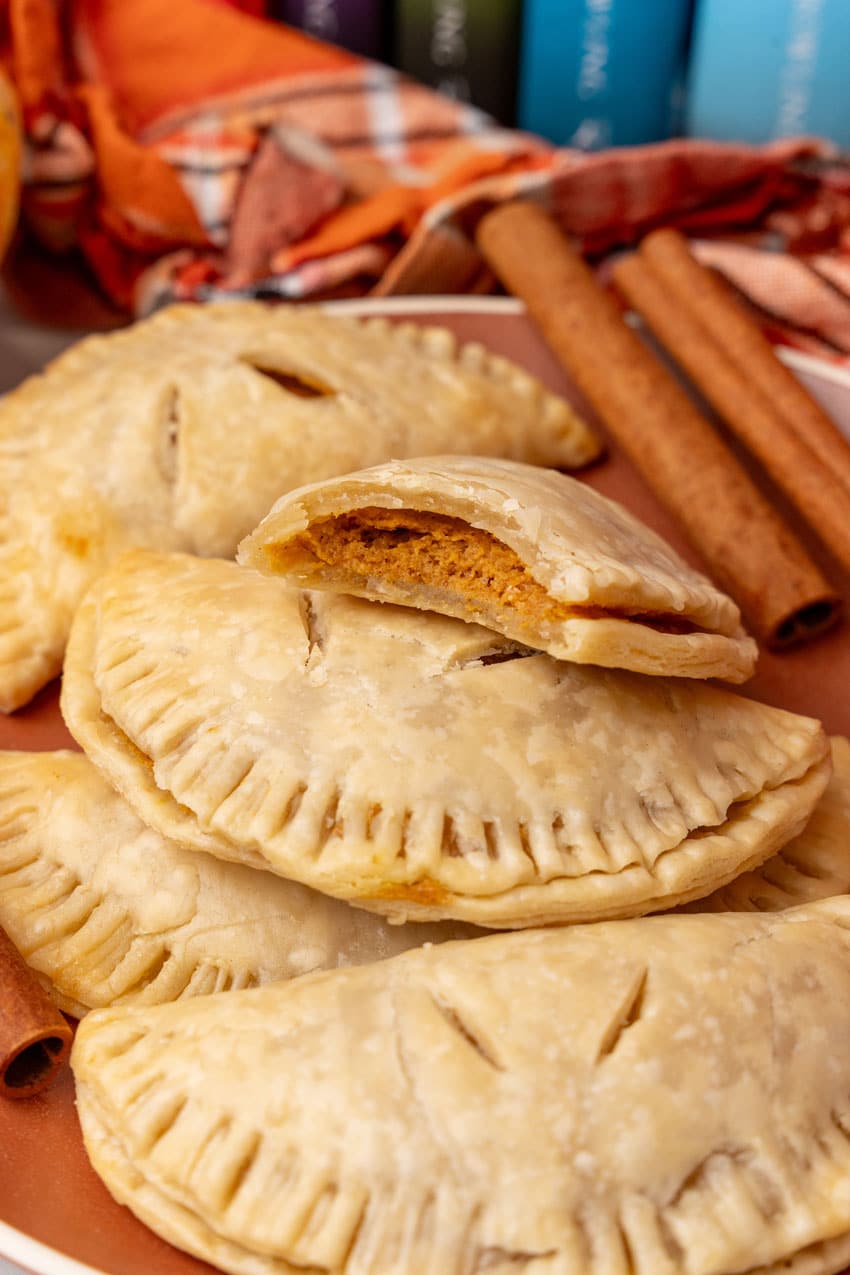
left=394, top=0, right=523, bottom=124
left=687, top=0, right=850, bottom=149
left=518, top=0, right=694, bottom=149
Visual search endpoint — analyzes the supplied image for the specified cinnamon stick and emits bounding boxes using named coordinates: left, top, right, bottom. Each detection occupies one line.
left=476, top=201, right=839, bottom=648
left=612, top=251, right=850, bottom=578
left=0, top=924, right=71, bottom=1098
left=641, top=227, right=850, bottom=498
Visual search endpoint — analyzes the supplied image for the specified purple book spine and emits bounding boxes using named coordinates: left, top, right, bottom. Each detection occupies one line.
left=275, top=0, right=383, bottom=58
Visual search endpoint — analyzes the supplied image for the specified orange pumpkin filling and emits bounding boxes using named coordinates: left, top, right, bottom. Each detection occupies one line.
left=266, top=508, right=702, bottom=636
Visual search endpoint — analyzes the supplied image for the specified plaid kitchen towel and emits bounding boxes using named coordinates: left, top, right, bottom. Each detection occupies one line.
left=5, top=0, right=850, bottom=360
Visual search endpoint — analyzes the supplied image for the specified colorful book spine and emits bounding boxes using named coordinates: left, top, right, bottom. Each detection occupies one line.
left=273, top=0, right=384, bottom=59
left=518, top=0, right=694, bottom=149
left=394, top=0, right=523, bottom=125
left=687, top=0, right=850, bottom=149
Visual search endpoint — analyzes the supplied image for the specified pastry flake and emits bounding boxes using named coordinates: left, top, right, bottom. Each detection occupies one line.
left=238, top=456, right=757, bottom=682
left=0, top=306, right=598, bottom=711
left=0, top=749, right=478, bottom=1016
left=61, top=550, right=829, bottom=928
left=691, top=734, right=850, bottom=914
left=72, top=899, right=850, bottom=1275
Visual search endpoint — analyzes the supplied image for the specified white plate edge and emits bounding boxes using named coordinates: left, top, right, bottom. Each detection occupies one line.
left=321, top=295, right=850, bottom=393
left=319, top=295, right=524, bottom=316
left=778, top=345, right=850, bottom=390
left=0, top=1221, right=109, bottom=1275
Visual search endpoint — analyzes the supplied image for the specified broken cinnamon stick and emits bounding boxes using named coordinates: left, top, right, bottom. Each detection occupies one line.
left=612, top=251, right=850, bottom=579
left=0, top=924, right=71, bottom=1098
left=641, top=227, right=850, bottom=498
left=476, top=201, right=839, bottom=648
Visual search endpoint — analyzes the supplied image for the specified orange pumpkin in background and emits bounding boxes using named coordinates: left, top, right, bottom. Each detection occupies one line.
left=0, top=70, right=20, bottom=260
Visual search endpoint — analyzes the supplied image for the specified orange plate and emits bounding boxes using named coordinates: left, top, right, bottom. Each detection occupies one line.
left=0, top=298, right=849, bottom=1275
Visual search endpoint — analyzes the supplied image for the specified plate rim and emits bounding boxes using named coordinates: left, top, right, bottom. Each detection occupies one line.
left=2, top=293, right=848, bottom=1275
left=320, top=295, right=524, bottom=316
left=0, top=1221, right=110, bottom=1275
left=320, top=293, right=850, bottom=392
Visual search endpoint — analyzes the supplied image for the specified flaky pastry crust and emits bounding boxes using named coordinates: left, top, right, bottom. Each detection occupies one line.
left=690, top=736, right=850, bottom=914
left=61, top=551, right=828, bottom=928
left=0, top=750, right=478, bottom=1016
left=238, top=456, right=757, bottom=682
left=0, top=309, right=598, bottom=711
left=73, top=899, right=850, bottom=1275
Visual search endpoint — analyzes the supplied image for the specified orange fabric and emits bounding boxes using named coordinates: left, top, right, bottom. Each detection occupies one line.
left=9, top=0, right=65, bottom=115
left=80, top=85, right=208, bottom=244
left=70, top=0, right=355, bottom=132
left=282, top=148, right=539, bottom=274
left=274, top=184, right=421, bottom=272
left=6, top=0, right=850, bottom=352
left=426, top=146, right=537, bottom=206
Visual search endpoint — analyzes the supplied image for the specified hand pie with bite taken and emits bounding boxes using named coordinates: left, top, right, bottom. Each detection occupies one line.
left=72, top=898, right=850, bottom=1275
left=0, top=306, right=598, bottom=712
left=238, top=456, right=757, bottom=682
left=689, top=735, right=850, bottom=914
left=61, top=550, right=828, bottom=928
left=0, top=750, right=477, bottom=1017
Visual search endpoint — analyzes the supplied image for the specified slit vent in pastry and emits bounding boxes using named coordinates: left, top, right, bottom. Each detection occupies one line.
left=0, top=306, right=599, bottom=712
left=61, top=551, right=829, bottom=929
left=72, top=899, right=850, bottom=1275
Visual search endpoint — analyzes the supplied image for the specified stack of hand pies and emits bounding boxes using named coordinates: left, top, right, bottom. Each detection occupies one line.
left=2, top=309, right=850, bottom=1275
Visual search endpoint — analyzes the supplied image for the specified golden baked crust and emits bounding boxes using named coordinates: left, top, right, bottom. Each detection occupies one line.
left=0, top=307, right=598, bottom=712
left=72, top=899, right=850, bottom=1275
left=61, top=550, right=828, bottom=928
left=690, top=735, right=850, bottom=913
left=238, top=456, right=757, bottom=682
left=0, top=749, right=478, bottom=1016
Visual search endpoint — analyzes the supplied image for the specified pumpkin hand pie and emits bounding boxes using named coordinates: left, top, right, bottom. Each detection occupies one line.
left=0, top=750, right=478, bottom=1018
left=239, top=456, right=757, bottom=682
left=690, top=735, right=850, bottom=915
left=72, top=898, right=850, bottom=1275
left=61, top=550, right=828, bottom=928
left=0, top=307, right=598, bottom=712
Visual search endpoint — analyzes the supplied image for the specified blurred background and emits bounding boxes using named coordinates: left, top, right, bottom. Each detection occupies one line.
left=1, top=0, right=849, bottom=371
left=266, top=0, right=850, bottom=149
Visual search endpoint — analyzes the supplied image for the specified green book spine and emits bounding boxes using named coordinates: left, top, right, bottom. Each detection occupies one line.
left=394, top=0, right=522, bottom=124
